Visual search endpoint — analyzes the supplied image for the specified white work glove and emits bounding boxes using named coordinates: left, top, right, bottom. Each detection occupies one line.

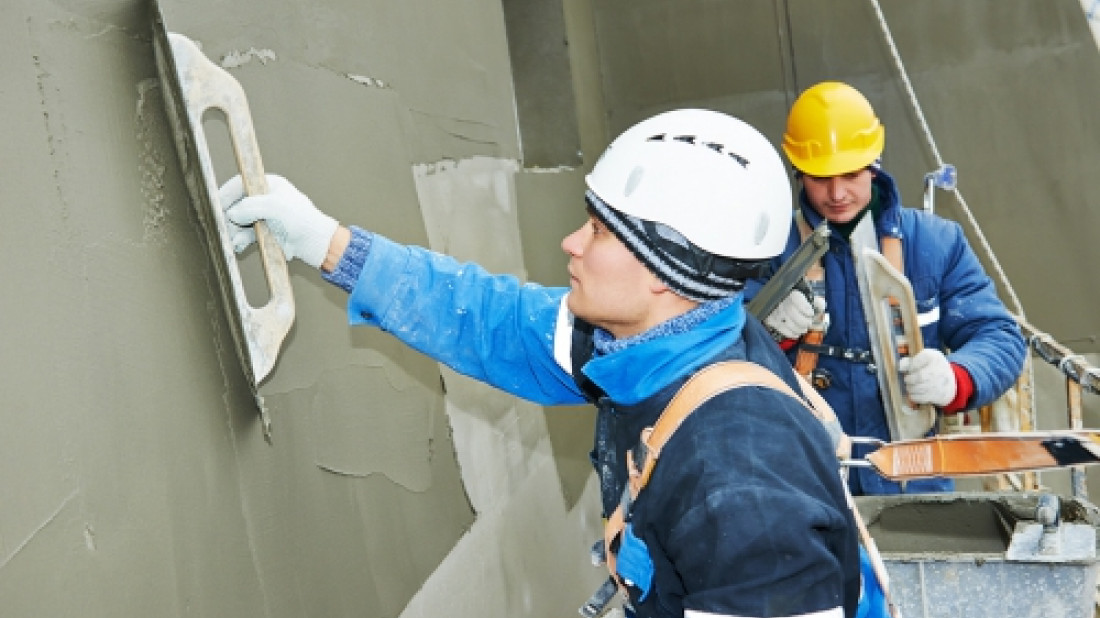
left=899, top=348, right=957, bottom=408
left=219, top=174, right=339, bottom=269
left=764, top=290, right=824, bottom=340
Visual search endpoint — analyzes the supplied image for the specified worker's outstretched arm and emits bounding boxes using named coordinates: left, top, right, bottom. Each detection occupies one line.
left=222, top=174, right=587, bottom=406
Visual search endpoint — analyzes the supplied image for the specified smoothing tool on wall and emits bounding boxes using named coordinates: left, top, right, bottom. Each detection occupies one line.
left=152, top=6, right=294, bottom=438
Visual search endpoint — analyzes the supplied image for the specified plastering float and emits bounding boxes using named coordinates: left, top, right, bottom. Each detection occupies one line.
left=152, top=5, right=294, bottom=438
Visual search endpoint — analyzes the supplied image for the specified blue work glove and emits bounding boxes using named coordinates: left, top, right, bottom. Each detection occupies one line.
left=218, top=174, right=339, bottom=269
left=899, top=348, right=956, bottom=408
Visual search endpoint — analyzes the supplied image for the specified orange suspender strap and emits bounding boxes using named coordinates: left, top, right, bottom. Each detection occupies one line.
left=601, top=361, right=849, bottom=595
left=880, top=236, right=903, bottom=274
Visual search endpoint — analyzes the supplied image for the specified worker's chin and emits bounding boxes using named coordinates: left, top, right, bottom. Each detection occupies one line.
left=565, top=294, right=597, bottom=326
left=824, top=208, right=861, bottom=225
left=566, top=294, right=588, bottom=319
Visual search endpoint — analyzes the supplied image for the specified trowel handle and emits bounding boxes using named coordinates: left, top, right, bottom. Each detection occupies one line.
left=844, top=485, right=901, bottom=618
left=869, top=259, right=926, bottom=406
left=224, top=101, right=295, bottom=323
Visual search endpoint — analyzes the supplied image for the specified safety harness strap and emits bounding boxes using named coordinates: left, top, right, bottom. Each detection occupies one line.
left=798, top=343, right=874, bottom=364
left=584, top=361, right=848, bottom=617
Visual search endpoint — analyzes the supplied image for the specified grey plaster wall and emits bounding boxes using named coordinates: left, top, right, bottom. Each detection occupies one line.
left=2, top=0, right=599, bottom=616
left=3, top=0, right=1100, bottom=617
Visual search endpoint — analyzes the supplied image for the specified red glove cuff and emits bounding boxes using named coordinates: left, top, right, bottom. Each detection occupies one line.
left=941, top=363, right=974, bottom=414
left=778, top=338, right=798, bottom=352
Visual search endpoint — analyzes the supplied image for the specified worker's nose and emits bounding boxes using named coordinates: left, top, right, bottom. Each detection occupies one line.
left=561, top=225, right=586, bottom=256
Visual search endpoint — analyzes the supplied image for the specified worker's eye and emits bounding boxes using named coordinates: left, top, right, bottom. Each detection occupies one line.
left=590, top=217, right=606, bottom=236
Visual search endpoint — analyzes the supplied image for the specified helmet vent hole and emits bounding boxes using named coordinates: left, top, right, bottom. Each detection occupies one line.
left=753, top=213, right=769, bottom=245
left=624, top=166, right=644, bottom=197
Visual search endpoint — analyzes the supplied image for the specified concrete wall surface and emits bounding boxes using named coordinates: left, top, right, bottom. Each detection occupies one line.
left=2, top=0, right=1100, bottom=617
left=1, top=0, right=599, bottom=616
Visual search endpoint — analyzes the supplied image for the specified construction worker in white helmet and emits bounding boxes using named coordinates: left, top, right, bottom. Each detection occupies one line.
left=758, top=81, right=1026, bottom=496
left=220, top=109, right=871, bottom=617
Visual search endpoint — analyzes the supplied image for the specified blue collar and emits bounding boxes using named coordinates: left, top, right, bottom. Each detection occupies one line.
left=581, top=295, right=746, bottom=405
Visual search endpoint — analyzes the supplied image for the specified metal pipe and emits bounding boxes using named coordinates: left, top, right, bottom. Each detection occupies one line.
left=1017, top=317, right=1100, bottom=396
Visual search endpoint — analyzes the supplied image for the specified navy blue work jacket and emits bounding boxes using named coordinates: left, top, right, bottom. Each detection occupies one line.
left=757, top=170, right=1026, bottom=495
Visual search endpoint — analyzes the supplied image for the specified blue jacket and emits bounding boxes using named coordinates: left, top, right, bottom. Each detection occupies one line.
left=325, top=230, right=859, bottom=617
left=758, top=170, right=1026, bottom=495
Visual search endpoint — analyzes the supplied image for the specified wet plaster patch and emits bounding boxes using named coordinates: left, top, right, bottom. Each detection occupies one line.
left=406, top=108, right=517, bottom=161
left=0, top=12, right=216, bottom=605
left=398, top=452, right=605, bottom=618
left=309, top=361, right=435, bottom=492
left=866, top=498, right=1010, bottom=554
left=135, top=78, right=178, bottom=249
left=346, top=73, right=390, bottom=88
left=220, top=46, right=278, bottom=68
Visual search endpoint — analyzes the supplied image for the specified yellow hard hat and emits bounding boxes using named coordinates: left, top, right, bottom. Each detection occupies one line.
left=782, top=81, right=885, bottom=177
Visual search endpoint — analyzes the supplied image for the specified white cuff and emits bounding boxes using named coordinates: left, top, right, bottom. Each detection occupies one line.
left=685, top=606, right=843, bottom=618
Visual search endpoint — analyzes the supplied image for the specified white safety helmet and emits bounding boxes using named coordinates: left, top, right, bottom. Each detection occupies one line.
left=585, top=109, right=792, bottom=261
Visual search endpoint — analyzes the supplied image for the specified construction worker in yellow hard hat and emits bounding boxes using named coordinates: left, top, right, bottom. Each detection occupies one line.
left=753, top=80, right=1026, bottom=496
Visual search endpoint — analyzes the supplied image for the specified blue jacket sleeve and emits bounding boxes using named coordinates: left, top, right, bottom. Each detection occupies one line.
left=915, top=214, right=1026, bottom=407
left=340, top=230, right=587, bottom=406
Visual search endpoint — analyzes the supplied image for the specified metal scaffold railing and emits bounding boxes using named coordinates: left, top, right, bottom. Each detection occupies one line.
left=1018, top=319, right=1100, bottom=498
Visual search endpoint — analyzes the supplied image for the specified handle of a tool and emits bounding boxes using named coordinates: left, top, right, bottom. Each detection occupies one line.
left=794, top=326, right=825, bottom=377
left=843, top=484, right=901, bottom=618
left=793, top=281, right=827, bottom=377
left=746, top=222, right=830, bottom=320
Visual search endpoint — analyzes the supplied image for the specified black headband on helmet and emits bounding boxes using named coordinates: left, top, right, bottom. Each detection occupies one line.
left=585, top=191, right=773, bottom=302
